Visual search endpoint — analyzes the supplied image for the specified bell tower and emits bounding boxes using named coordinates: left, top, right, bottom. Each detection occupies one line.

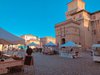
left=66, top=0, right=85, bottom=17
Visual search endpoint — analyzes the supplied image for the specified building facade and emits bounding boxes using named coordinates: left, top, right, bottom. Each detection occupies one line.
left=20, top=34, right=40, bottom=45
left=40, top=37, right=56, bottom=47
left=55, top=0, right=100, bottom=49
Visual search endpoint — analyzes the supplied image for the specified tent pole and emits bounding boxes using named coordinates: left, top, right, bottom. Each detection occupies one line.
left=8, top=45, right=10, bottom=50
left=12, top=44, right=13, bottom=50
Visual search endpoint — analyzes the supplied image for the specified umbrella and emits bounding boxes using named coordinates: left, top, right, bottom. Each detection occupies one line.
left=44, top=42, right=56, bottom=47
left=18, top=45, right=27, bottom=50
left=28, top=42, right=38, bottom=46
left=60, top=41, right=81, bottom=47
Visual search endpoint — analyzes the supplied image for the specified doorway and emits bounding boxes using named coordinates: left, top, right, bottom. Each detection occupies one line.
left=61, top=38, right=66, bottom=44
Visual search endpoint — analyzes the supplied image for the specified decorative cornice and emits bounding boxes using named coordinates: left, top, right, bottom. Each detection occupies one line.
left=55, top=19, right=80, bottom=28
left=70, top=9, right=100, bottom=16
left=70, top=10, right=90, bottom=15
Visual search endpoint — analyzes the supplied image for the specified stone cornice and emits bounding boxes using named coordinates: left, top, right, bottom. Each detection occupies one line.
left=55, top=19, right=80, bottom=28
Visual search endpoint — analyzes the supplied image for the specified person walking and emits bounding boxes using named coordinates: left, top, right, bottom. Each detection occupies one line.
left=26, top=46, right=33, bottom=56
left=24, top=46, right=34, bottom=75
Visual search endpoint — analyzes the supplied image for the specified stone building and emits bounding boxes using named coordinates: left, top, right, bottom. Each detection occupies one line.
left=20, top=34, right=40, bottom=45
left=55, top=0, right=100, bottom=49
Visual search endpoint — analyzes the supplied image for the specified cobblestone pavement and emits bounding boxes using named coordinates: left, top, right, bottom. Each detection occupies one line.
left=7, top=52, right=100, bottom=75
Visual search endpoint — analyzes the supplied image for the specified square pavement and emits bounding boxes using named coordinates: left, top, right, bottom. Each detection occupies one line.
left=7, top=52, right=100, bottom=75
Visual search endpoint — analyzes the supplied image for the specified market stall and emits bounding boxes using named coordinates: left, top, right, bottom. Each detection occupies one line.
left=0, top=59, right=23, bottom=74
left=0, top=52, right=24, bottom=74
left=92, top=44, right=100, bottom=62
left=28, top=42, right=38, bottom=49
left=59, top=41, right=81, bottom=58
left=0, top=28, right=25, bottom=45
left=43, top=42, right=57, bottom=55
left=0, top=28, right=25, bottom=74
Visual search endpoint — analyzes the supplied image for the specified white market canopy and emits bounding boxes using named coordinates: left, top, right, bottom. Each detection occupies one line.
left=0, top=39, right=11, bottom=44
left=60, top=41, right=81, bottom=47
left=92, top=44, right=100, bottom=48
left=44, top=42, right=56, bottom=47
left=0, top=28, right=25, bottom=44
left=28, top=42, right=38, bottom=46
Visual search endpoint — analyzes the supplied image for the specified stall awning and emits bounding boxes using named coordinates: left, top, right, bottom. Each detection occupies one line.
left=28, top=42, right=38, bottom=46
left=60, top=41, right=81, bottom=47
left=0, top=39, right=12, bottom=45
left=0, top=28, right=25, bottom=44
left=44, top=42, right=56, bottom=47
left=92, top=44, right=100, bottom=47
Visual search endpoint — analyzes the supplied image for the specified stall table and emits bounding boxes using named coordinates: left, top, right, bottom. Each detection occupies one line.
left=0, top=59, right=23, bottom=74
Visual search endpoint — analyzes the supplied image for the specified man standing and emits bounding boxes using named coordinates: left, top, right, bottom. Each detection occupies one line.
left=26, top=46, right=33, bottom=55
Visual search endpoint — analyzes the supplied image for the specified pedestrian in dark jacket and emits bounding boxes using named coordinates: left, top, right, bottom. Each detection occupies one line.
left=24, top=46, right=33, bottom=66
left=26, top=46, right=33, bottom=55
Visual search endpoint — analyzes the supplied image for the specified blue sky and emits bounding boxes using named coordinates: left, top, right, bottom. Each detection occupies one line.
left=0, top=0, right=100, bottom=38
